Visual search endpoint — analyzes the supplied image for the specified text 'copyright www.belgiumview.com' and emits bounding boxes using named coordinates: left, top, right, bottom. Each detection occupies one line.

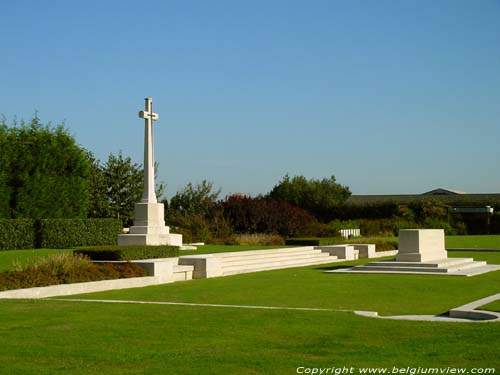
left=296, top=367, right=497, bottom=375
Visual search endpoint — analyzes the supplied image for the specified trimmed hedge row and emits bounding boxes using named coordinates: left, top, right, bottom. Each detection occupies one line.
left=285, top=238, right=340, bottom=246
left=38, top=219, right=123, bottom=248
left=0, top=219, right=36, bottom=250
left=0, top=219, right=122, bottom=250
left=75, top=245, right=179, bottom=261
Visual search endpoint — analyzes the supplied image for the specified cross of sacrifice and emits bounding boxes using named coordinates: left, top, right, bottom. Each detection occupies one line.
left=139, top=97, right=159, bottom=122
left=138, top=97, right=159, bottom=204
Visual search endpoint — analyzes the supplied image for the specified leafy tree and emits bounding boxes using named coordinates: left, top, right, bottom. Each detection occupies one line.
left=169, top=180, right=221, bottom=217
left=167, top=181, right=222, bottom=242
left=86, top=151, right=110, bottom=218
left=0, top=115, right=89, bottom=219
left=268, top=174, right=351, bottom=221
left=87, top=150, right=166, bottom=225
left=0, top=119, right=12, bottom=218
left=103, top=151, right=143, bottom=224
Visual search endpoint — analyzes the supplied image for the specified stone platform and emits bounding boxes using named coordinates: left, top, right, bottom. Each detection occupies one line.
left=329, top=258, right=500, bottom=276
left=327, top=229, right=500, bottom=277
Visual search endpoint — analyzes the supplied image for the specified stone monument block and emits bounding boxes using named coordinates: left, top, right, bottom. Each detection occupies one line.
left=396, top=229, right=447, bottom=262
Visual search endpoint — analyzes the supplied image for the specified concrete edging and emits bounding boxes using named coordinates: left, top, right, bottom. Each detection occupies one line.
left=0, top=276, right=163, bottom=299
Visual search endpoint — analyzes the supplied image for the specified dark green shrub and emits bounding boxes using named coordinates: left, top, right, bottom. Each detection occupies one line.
left=75, top=245, right=179, bottom=261
left=222, top=195, right=314, bottom=237
left=0, top=219, right=35, bottom=250
left=168, top=213, right=212, bottom=243
left=39, top=219, right=122, bottom=248
left=285, top=238, right=340, bottom=246
left=285, top=238, right=321, bottom=246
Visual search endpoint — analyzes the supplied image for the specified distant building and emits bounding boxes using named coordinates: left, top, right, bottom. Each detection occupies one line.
left=347, top=188, right=500, bottom=204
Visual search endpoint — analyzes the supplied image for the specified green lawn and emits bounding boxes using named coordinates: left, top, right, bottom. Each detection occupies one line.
left=0, top=299, right=499, bottom=375
left=67, top=251, right=500, bottom=316
left=0, top=250, right=499, bottom=373
left=480, top=300, right=500, bottom=313
left=446, top=235, right=500, bottom=249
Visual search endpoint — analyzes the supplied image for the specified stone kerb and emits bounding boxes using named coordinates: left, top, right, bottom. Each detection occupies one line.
left=396, top=229, right=447, bottom=262
left=315, top=245, right=357, bottom=260
left=316, top=244, right=377, bottom=260
left=178, top=255, right=224, bottom=278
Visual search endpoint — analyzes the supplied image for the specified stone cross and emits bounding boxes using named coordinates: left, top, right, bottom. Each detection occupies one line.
left=138, top=97, right=159, bottom=204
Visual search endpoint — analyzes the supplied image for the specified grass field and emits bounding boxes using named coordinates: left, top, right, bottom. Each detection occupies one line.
left=480, top=300, right=500, bottom=313
left=0, top=249, right=499, bottom=374
left=446, top=235, right=500, bottom=249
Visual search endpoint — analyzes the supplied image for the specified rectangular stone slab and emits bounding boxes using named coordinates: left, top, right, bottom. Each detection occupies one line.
left=396, top=229, right=447, bottom=262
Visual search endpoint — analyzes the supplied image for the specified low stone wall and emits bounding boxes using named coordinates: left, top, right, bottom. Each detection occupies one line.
left=0, top=276, right=161, bottom=299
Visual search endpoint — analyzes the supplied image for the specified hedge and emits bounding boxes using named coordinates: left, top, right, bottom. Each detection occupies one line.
left=75, top=245, right=179, bottom=261
left=285, top=238, right=340, bottom=246
left=0, top=219, right=36, bottom=250
left=38, top=219, right=123, bottom=248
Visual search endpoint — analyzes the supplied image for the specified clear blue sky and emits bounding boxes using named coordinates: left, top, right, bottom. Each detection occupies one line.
left=1, top=0, right=499, bottom=198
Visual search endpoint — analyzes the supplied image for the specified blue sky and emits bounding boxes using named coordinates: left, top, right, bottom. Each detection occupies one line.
left=1, top=0, right=499, bottom=198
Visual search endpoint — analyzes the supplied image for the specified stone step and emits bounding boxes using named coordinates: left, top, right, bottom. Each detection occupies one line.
left=353, top=260, right=487, bottom=274
left=220, top=251, right=331, bottom=266
left=367, top=258, right=474, bottom=268
left=216, top=246, right=315, bottom=258
left=222, top=255, right=337, bottom=275
left=173, top=264, right=194, bottom=281
left=353, top=265, right=451, bottom=273
left=446, top=260, right=487, bottom=272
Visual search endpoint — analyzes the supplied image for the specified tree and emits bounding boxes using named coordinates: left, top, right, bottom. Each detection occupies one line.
left=169, top=180, right=221, bottom=217
left=167, top=181, right=222, bottom=242
left=268, top=174, right=351, bottom=221
left=86, top=151, right=110, bottom=218
left=87, top=150, right=167, bottom=225
left=0, top=115, right=90, bottom=218
left=103, top=151, right=143, bottom=225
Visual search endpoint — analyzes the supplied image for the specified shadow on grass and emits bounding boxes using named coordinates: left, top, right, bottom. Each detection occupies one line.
left=314, top=265, right=353, bottom=271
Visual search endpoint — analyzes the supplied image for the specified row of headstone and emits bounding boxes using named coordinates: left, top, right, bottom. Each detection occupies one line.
left=339, top=229, right=361, bottom=238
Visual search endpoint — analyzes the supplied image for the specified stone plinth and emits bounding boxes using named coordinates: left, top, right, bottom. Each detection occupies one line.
left=118, top=202, right=182, bottom=246
left=396, top=229, right=447, bottom=262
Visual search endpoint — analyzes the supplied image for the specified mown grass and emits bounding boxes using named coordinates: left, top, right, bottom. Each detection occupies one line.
left=479, top=300, right=500, bottom=313
left=68, top=251, right=500, bottom=316
left=446, top=235, right=500, bottom=249
left=0, top=250, right=499, bottom=373
left=0, top=299, right=498, bottom=375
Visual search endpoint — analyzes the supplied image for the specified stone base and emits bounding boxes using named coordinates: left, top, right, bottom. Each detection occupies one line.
left=117, top=201, right=183, bottom=247
left=396, top=229, right=447, bottom=262
left=117, top=232, right=183, bottom=246
left=326, top=229, right=499, bottom=277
